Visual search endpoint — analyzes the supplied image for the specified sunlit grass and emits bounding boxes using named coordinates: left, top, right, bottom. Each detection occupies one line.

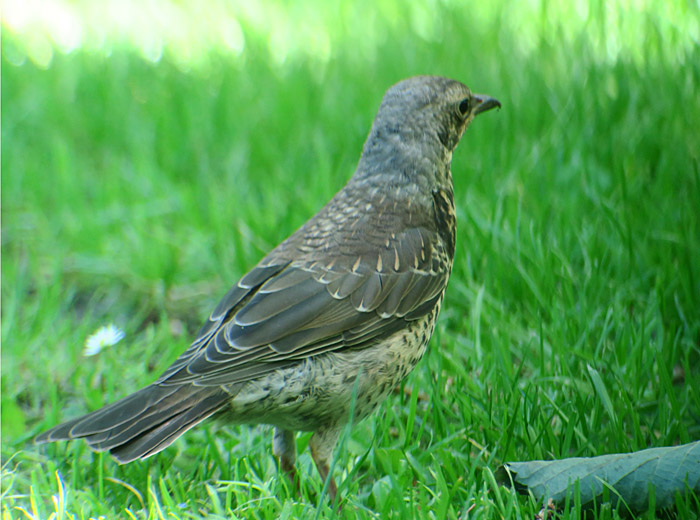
left=2, top=0, right=699, bottom=518
left=3, top=0, right=698, bottom=69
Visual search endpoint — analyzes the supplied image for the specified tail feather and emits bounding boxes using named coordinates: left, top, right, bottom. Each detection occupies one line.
left=35, top=386, right=180, bottom=442
left=110, top=393, right=230, bottom=462
left=35, top=384, right=231, bottom=461
left=71, top=386, right=183, bottom=436
left=87, top=388, right=219, bottom=451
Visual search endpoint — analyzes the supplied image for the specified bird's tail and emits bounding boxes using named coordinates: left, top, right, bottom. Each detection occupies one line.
left=35, top=384, right=230, bottom=462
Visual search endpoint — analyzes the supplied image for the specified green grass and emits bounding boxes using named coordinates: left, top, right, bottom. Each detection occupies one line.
left=2, top=1, right=699, bottom=518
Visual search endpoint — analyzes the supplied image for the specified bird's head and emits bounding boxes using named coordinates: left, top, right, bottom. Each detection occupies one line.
left=376, top=76, right=500, bottom=149
left=355, top=75, right=500, bottom=186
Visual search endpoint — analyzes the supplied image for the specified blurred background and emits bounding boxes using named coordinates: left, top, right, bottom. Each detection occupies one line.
left=2, top=0, right=699, bottom=517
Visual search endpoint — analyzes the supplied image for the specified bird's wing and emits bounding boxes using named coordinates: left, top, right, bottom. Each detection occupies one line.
left=157, top=226, right=449, bottom=387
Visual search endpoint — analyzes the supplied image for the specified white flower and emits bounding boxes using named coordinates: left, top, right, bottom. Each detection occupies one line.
left=83, top=324, right=125, bottom=356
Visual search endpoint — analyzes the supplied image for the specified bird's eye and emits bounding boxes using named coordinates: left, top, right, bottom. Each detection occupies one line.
left=458, top=98, right=471, bottom=116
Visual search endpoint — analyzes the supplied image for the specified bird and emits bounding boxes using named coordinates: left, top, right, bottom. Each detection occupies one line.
left=36, top=75, right=500, bottom=502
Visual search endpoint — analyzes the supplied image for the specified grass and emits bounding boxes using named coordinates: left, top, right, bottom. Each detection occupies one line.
left=2, top=0, right=699, bottom=518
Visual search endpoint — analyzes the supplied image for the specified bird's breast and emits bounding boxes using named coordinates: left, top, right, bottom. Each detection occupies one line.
left=431, top=185, right=456, bottom=260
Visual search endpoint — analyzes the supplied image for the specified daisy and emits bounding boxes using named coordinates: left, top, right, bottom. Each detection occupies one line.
left=83, top=324, right=125, bottom=356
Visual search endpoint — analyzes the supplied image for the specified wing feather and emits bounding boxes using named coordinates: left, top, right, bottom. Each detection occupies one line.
left=159, top=226, right=449, bottom=387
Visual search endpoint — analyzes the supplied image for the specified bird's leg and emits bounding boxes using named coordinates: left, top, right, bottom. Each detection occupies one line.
left=273, top=428, right=298, bottom=491
left=309, top=425, right=342, bottom=503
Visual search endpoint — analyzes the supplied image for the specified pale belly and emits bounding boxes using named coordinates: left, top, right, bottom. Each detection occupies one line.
left=222, top=303, right=440, bottom=431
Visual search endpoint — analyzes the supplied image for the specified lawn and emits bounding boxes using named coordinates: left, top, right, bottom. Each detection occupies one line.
left=2, top=0, right=699, bottom=518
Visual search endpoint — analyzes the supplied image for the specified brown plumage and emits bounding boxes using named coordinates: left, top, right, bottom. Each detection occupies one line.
left=36, top=75, right=500, bottom=501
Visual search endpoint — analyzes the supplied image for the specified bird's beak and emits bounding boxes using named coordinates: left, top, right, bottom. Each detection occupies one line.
left=472, top=94, right=501, bottom=116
